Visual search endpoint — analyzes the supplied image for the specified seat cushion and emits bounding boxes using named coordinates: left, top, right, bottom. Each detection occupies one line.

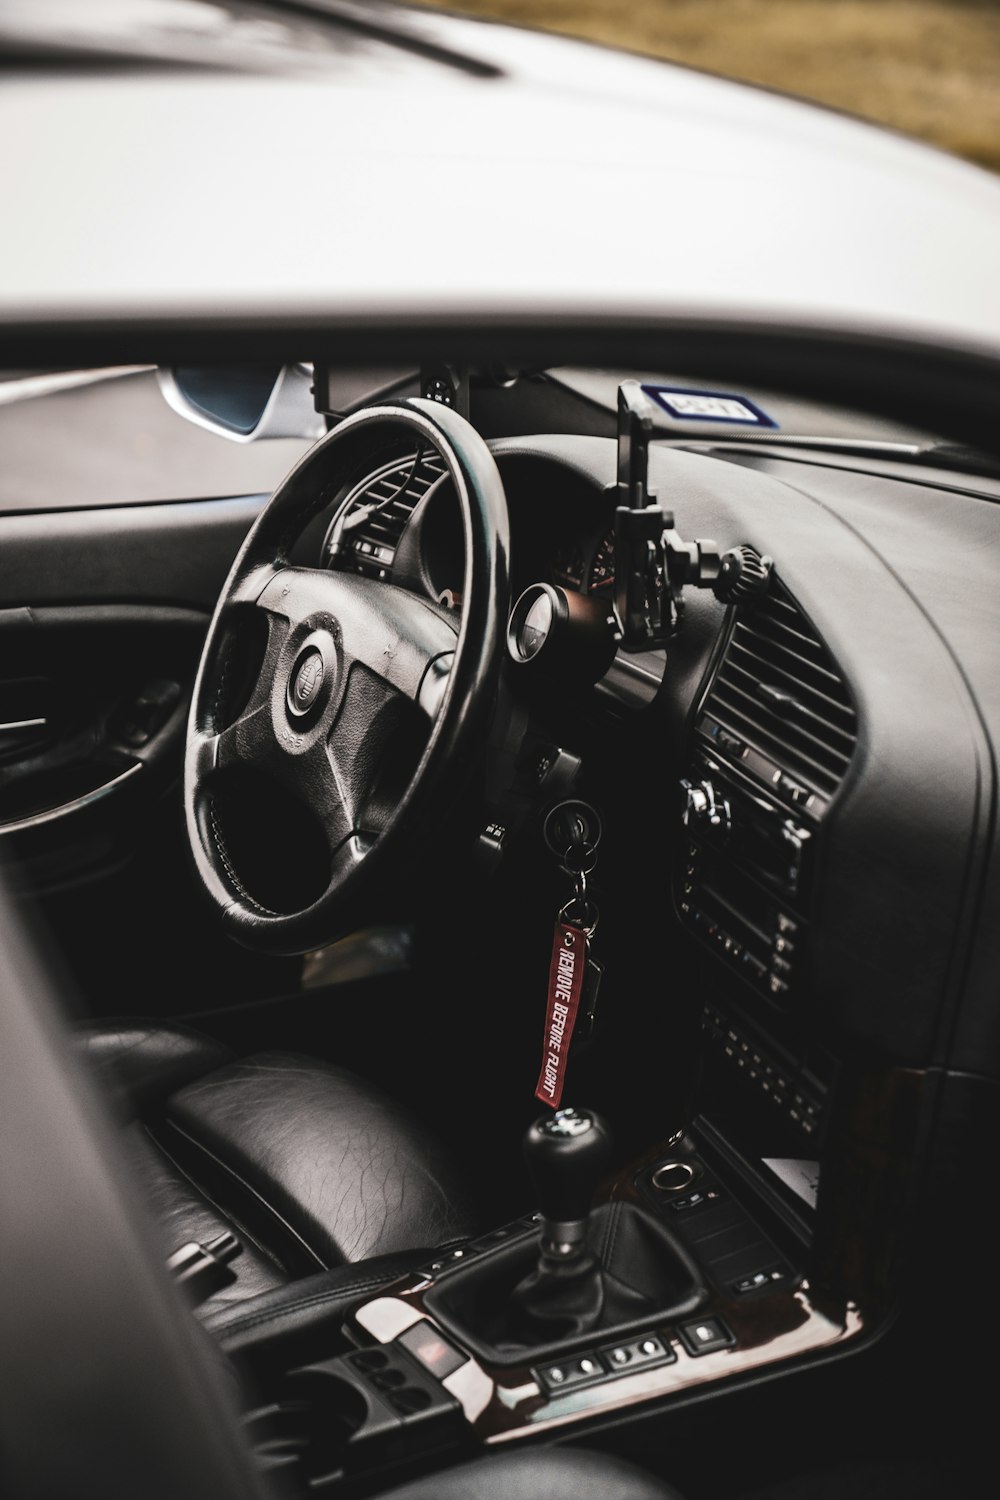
left=76, top=1024, right=480, bottom=1318
left=75, top=1020, right=233, bottom=1121
left=376, top=1447, right=683, bottom=1500
left=157, top=1049, right=478, bottom=1272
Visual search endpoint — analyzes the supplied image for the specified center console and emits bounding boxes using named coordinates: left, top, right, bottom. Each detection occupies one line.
left=237, top=1108, right=865, bottom=1496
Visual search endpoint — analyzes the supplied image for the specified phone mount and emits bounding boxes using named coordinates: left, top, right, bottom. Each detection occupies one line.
left=613, top=380, right=773, bottom=650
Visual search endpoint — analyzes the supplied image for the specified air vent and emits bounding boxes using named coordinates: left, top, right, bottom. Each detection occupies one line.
left=326, top=448, right=446, bottom=578
left=698, top=582, right=858, bottom=808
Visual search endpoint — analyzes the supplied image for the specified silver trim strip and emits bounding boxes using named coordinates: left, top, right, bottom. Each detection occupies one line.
left=0, top=761, right=142, bottom=835
left=0, top=717, right=47, bottom=733
left=352, top=1297, right=423, bottom=1344
left=442, top=1356, right=495, bottom=1423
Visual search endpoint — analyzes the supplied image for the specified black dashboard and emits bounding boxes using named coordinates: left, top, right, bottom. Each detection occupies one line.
left=319, top=406, right=1000, bottom=1304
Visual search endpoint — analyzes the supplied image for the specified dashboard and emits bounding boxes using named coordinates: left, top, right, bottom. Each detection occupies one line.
left=319, top=407, right=1000, bottom=1273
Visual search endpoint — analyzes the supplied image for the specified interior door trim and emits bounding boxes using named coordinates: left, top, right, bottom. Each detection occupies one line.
left=0, top=760, right=142, bottom=835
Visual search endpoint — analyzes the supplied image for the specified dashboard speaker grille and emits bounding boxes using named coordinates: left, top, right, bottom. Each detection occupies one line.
left=699, top=583, right=858, bottom=800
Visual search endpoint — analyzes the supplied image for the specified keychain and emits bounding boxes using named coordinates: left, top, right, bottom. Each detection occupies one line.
left=534, top=801, right=604, bottom=1109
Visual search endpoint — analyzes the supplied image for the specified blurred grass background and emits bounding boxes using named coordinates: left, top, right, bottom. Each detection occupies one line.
left=410, top=0, right=1000, bottom=173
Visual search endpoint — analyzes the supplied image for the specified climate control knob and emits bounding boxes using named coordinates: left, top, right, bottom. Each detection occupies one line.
left=681, top=777, right=732, bottom=835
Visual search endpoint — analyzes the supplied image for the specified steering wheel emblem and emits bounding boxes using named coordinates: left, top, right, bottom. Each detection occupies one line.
left=288, top=648, right=325, bottom=716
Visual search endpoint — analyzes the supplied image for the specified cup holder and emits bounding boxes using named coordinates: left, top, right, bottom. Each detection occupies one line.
left=349, top=1349, right=388, bottom=1374
left=245, top=1344, right=458, bottom=1488
left=244, top=1368, right=369, bottom=1488
left=351, top=1353, right=435, bottom=1413
left=390, top=1387, right=433, bottom=1415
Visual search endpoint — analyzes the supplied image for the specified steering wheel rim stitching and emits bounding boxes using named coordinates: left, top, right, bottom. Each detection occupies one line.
left=207, top=795, right=280, bottom=918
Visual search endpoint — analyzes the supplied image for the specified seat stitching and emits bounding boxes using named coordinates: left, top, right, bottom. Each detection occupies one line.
left=210, top=1274, right=408, bottom=1336
left=155, top=1118, right=329, bottom=1272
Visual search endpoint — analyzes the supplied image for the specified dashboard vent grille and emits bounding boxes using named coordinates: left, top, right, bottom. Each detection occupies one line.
left=329, top=448, right=446, bottom=577
left=699, top=583, right=858, bottom=802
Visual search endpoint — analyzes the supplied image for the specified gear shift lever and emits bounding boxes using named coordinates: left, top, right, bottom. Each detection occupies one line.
left=424, top=1104, right=705, bottom=1357
left=523, top=1107, right=612, bottom=1262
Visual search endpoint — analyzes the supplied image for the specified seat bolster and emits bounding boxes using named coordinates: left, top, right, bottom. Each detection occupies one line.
left=75, top=1020, right=234, bottom=1121
left=162, top=1050, right=479, bottom=1272
left=376, top=1448, right=685, bottom=1500
left=122, top=1122, right=287, bottom=1313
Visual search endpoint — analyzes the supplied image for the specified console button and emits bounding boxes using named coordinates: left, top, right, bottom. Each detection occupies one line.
left=678, top=1317, right=735, bottom=1356
left=733, top=1269, right=785, bottom=1295
left=398, top=1320, right=467, bottom=1380
left=668, top=1188, right=719, bottom=1212
left=599, top=1332, right=677, bottom=1374
left=597, top=1334, right=676, bottom=1376
left=537, top=1351, right=608, bottom=1393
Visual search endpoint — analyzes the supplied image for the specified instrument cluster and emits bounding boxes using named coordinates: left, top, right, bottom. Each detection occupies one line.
left=552, top=521, right=616, bottom=597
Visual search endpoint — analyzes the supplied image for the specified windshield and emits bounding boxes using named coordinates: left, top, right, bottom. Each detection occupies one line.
left=0, top=367, right=315, bottom=509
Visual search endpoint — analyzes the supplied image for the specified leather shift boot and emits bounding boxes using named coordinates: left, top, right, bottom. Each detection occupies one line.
left=508, top=1248, right=606, bottom=1343
left=425, top=1200, right=707, bottom=1366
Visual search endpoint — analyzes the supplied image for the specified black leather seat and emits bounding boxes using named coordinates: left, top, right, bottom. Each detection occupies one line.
left=375, top=1448, right=681, bottom=1499
left=77, top=1020, right=479, bottom=1317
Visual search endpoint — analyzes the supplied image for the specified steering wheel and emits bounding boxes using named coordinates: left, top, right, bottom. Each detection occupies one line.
left=183, top=398, right=510, bottom=955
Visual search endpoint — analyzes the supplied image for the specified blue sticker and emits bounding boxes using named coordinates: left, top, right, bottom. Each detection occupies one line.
left=642, top=385, right=778, bottom=429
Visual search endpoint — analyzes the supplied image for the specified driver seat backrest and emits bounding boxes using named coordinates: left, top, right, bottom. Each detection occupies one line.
left=75, top=1020, right=480, bottom=1318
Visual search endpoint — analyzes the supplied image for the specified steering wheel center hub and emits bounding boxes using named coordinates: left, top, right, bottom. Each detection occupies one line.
left=288, top=647, right=326, bottom=717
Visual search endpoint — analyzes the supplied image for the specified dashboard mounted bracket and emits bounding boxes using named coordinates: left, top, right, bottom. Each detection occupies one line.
left=613, top=380, right=773, bottom=650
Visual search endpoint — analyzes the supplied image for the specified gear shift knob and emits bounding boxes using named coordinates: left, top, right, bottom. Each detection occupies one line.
left=524, top=1108, right=612, bottom=1259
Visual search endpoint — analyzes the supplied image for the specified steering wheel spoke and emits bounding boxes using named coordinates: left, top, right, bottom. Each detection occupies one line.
left=302, top=737, right=362, bottom=856
left=217, top=701, right=274, bottom=772
left=188, top=702, right=273, bottom=783
left=227, top=561, right=285, bottom=612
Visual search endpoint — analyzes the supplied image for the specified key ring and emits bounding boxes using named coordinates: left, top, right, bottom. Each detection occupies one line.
left=561, top=841, right=598, bottom=878
left=559, top=895, right=599, bottom=938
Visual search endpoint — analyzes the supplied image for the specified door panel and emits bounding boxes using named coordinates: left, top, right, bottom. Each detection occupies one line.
left=0, top=492, right=303, bottom=1020
left=0, top=494, right=264, bottom=608
left=0, top=604, right=206, bottom=887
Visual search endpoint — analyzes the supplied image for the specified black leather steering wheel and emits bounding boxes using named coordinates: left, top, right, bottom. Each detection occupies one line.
left=183, top=398, right=510, bottom=955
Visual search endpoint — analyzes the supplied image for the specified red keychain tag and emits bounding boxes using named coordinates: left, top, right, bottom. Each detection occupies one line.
left=534, top=921, right=587, bottom=1109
